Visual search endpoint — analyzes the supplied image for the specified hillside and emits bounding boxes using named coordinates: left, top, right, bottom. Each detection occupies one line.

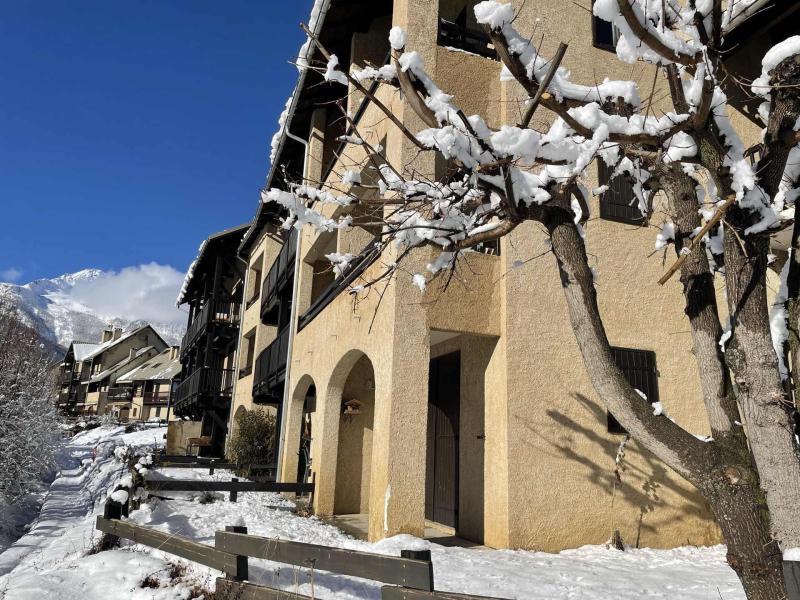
left=0, top=269, right=185, bottom=350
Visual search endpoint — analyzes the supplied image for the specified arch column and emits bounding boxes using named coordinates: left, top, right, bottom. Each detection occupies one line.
left=280, top=376, right=315, bottom=483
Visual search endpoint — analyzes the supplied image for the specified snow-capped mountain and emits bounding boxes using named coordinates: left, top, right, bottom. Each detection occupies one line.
left=0, top=269, right=186, bottom=350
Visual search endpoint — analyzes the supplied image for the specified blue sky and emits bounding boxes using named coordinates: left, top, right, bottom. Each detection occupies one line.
left=0, top=0, right=313, bottom=284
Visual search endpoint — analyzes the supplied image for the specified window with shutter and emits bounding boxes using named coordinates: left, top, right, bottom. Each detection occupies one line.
left=598, top=160, right=645, bottom=225
left=592, top=1, right=620, bottom=52
left=607, top=347, right=659, bottom=434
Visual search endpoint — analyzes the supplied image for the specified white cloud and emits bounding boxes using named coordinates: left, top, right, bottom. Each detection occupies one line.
left=1, top=268, right=23, bottom=283
left=61, top=263, right=186, bottom=327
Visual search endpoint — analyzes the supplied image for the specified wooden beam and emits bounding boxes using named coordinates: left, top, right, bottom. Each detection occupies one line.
left=216, top=578, right=313, bottom=600
left=215, top=531, right=434, bottom=591
left=380, top=587, right=510, bottom=600
left=96, top=517, right=241, bottom=577
left=144, top=479, right=314, bottom=494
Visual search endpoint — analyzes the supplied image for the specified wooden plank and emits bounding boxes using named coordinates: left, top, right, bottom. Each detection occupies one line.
left=381, top=587, right=509, bottom=600
left=96, top=516, right=239, bottom=576
left=155, top=462, right=238, bottom=469
left=216, top=578, right=313, bottom=600
left=215, top=531, right=434, bottom=591
left=144, top=479, right=314, bottom=494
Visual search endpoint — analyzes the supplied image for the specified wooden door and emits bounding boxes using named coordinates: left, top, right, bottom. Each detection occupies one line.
left=425, top=352, right=460, bottom=528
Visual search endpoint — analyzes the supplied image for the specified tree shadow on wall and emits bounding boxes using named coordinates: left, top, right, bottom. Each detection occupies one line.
left=514, top=393, right=713, bottom=547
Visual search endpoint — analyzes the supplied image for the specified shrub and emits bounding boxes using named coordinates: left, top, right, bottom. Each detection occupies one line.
left=228, top=409, right=276, bottom=475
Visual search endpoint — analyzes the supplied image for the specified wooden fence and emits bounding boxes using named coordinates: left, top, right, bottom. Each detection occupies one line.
left=97, top=454, right=505, bottom=599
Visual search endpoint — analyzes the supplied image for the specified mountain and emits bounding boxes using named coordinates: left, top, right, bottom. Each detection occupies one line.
left=0, top=269, right=186, bottom=351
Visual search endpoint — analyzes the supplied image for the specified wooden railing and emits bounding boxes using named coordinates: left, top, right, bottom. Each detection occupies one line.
left=252, top=325, right=290, bottom=400
left=97, top=465, right=503, bottom=600
left=437, top=18, right=498, bottom=60
left=174, top=367, right=235, bottom=410
left=181, top=297, right=241, bottom=355
left=143, top=390, right=170, bottom=404
left=260, top=230, right=297, bottom=324
left=107, top=387, right=133, bottom=402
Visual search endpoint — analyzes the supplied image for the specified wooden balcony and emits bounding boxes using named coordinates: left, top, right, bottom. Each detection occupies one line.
left=180, top=297, right=241, bottom=359
left=252, top=325, right=290, bottom=402
left=173, top=367, right=235, bottom=413
left=107, top=387, right=133, bottom=402
left=437, top=18, right=497, bottom=60
left=143, top=390, right=170, bottom=404
left=260, top=230, right=296, bottom=325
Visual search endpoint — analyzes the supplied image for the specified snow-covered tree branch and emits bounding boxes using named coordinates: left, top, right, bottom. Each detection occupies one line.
left=264, top=2, right=800, bottom=597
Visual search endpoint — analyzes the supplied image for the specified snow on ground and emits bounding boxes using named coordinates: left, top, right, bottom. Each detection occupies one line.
left=0, top=426, right=746, bottom=599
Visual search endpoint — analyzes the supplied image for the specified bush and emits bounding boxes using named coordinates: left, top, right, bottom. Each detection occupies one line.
left=228, top=409, right=276, bottom=475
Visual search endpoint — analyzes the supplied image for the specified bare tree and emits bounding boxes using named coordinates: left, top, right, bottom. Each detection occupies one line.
left=0, top=294, right=63, bottom=506
left=267, top=2, right=800, bottom=597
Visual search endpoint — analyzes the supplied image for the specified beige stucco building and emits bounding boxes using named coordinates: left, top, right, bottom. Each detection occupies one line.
left=228, top=0, right=778, bottom=551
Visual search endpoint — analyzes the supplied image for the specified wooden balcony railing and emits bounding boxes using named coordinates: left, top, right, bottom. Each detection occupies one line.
left=260, top=230, right=297, bottom=324
left=252, top=325, right=290, bottom=400
left=174, top=367, right=235, bottom=411
left=437, top=18, right=498, bottom=60
left=107, top=387, right=133, bottom=402
left=143, top=390, right=171, bottom=404
left=181, top=298, right=241, bottom=357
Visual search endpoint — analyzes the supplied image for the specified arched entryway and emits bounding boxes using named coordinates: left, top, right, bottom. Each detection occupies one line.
left=331, top=353, right=375, bottom=516
left=281, top=375, right=317, bottom=485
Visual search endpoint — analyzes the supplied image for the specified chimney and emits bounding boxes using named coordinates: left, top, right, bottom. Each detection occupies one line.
left=101, top=327, right=113, bottom=343
left=112, top=327, right=123, bottom=341
left=169, top=346, right=179, bottom=360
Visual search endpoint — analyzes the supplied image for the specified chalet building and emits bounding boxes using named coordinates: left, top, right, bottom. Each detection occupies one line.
left=175, top=224, right=248, bottom=456
left=56, top=341, right=101, bottom=415
left=56, top=325, right=168, bottom=417
left=223, top=0, right=789, bottom=553
left=114, top=346, right=181, bottom=422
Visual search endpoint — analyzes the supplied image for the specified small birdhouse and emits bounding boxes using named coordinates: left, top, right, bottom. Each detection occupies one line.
left=343, top=398, right=362, bottom=421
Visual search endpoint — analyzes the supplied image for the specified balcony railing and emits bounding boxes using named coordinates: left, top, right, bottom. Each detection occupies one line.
left=143, top=390, right=170, bottom=404
left=260, top=230, right=297, bottom=324
left=437, top=18, right=498, bottom=60
left=58, top=371, right=74, bottom=385
left=253, top=325, right=290, bottom=401
left=173, top=367, right=235, bottom=411
left=181, top=298, right=241, bottom=357
left=298, top=237, right=382, bottom=332
left=107, top=387, right=133, bottom=402
left=80, top=368, right=92, bottom=382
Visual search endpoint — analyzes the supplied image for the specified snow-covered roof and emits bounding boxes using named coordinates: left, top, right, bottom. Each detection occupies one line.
left=81, top=325, right=153, bottom=363
left=72, top=342, right=101, bottom=362
left=88, top=346, right=156, bottom=383
left=116, top=348, right=181, bottom=384
left=176, top=223, right=250, bottom=306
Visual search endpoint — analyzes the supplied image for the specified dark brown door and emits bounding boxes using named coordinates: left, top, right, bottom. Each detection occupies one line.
left=425, top=352, right=460, bottom=528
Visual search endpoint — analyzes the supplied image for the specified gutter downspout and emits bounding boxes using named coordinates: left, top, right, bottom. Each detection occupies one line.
left=275, top=129, right=308, bottom=481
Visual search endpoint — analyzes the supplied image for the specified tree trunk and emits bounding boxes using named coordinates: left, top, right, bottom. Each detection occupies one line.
left=536, top=197, right=788, bottom=598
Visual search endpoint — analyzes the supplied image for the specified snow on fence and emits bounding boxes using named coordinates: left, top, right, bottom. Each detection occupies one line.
left=96, top=456, right=507, bottom=600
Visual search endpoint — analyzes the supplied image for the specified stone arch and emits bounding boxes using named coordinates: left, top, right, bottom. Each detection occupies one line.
left=282, top=374, right=317, bottom=484
left=326, top=350, right=376, bottom=516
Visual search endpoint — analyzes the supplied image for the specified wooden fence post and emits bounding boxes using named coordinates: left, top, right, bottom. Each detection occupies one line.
left=224, top=525, right=248, bottom=581
left=401, top=549, right=434, bottom=591
left=102, top=498, right=122, bottom=547
left=230, top=477, right=238, bottom=502
left=210, top=459, right=217, bottom=475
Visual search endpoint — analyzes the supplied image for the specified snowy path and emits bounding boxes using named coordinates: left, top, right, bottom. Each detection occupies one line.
left=0, top=426, right=748, bottom=599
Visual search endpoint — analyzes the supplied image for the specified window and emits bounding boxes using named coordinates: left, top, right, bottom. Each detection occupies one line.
left=598, top=161, right=645, bottom=225
left=240, top=329, right=257, bottom=377
left=247, top=255, right=263, bottom=307
left=607, top=347, right=659, bottom=434
left=437, top=1, right=497, bottom=59
left=592, top=2, right=619, bottom=51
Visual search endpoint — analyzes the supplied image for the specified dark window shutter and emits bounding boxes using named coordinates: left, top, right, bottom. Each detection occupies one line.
left=598, top=160, right=645, bottom=225
left=592, top=1, right=616, bottom=51
left=607, top=347, right=659, bottom=434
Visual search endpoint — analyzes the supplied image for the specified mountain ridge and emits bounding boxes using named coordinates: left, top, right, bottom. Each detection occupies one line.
left=0, top=269, right=186, bottom=351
